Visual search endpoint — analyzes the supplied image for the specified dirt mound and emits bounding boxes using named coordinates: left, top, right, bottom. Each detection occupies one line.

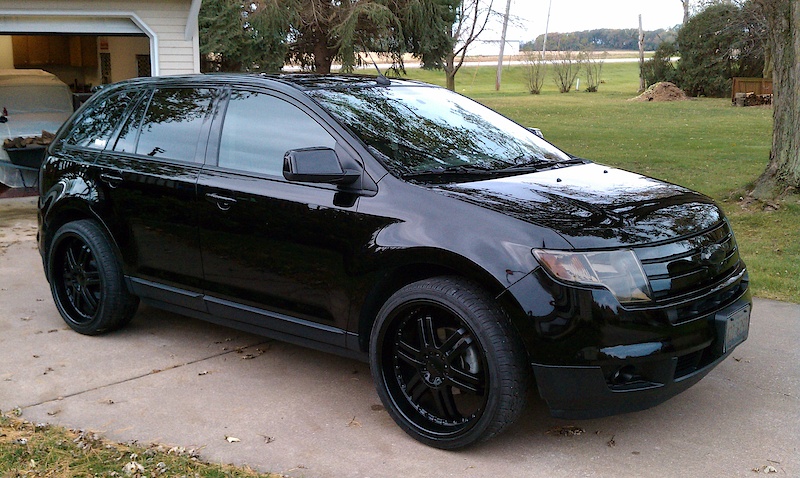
left=630, top=82, right=690, bottom=102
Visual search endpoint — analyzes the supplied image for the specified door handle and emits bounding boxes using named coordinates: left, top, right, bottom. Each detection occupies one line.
left=100, top=172, right=123, bottom=188
left=205, top=192, right=237, bottom=211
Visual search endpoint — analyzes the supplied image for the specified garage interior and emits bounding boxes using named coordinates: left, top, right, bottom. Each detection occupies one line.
left=1, top=34, right=151, bottom=96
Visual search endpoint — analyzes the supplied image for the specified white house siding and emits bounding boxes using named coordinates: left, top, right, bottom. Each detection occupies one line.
left=0, top=0, right=199, bottom=76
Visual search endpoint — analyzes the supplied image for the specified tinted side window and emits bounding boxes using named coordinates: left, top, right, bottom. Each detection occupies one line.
left=134, top=88, right=214, bottom=162
left=65, top=90, right=137, bottom=149
left=218, top=90, right=336, bottom=176
left=113, top=90, right=151, bottom=154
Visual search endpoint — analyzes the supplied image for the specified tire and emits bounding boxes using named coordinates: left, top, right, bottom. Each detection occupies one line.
left=369, top=276, right=528, bottom=449
left=48, top=220, right=139, bottom=335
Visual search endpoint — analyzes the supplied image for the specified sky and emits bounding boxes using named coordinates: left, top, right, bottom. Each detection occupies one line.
left=490, top=0, right=686, bottom=42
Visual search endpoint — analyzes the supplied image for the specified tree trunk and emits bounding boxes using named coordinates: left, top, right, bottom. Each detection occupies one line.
left=445, top=53, right=456, bottom=91
left=752, top=0, right=800, bottom=198
left=314, top=36, right=335, bottom=74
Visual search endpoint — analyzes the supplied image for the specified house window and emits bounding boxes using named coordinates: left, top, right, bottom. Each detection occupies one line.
left=100, top=53, right=111, bottom=84
left=137, top=55, right=151, bottom=77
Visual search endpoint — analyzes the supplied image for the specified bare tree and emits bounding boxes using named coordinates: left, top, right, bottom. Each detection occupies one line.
left=680, top=0, right=691, bottom=24
left=580, top=49, right=607, bottom=92
left=751, top=0, right=800, bottom=198
left=552, top=49, right=582, bottom=93
left=444, top=0, right=494, bottom=91
left=522, top=51, right=547, bottom=94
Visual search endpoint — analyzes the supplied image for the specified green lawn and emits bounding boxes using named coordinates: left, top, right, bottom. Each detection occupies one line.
left=402, top=62, right=799, bottom=303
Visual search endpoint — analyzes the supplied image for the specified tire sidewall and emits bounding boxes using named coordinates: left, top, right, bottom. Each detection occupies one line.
left=369, top=277, right=521, bottom=449
left=48, top=220, right=122, bottom=335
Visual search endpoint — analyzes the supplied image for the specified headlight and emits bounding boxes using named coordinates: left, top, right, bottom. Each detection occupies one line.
left=533, top=249, right=652, bottom=304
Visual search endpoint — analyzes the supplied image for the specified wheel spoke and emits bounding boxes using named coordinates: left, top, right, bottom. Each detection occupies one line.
left=83, top=270, right=101, bottom=287
left=65, top=246, right=79, bottom=273
left=440, top=327, right=469, bottom=357
left=447, top=367, right=484, bottom=394
left=396, top=339, right=424, bottom=367
left=432, top=387, right=460, bottom=421
left=417, top=314, right=437, bottom=349
left=406, top=372, right=429, bottom=402
left=66, top=281, right=80, bottom=301
left=76, top=245, right=91, bottom=269
left=81, top=287, right=99, bottom=314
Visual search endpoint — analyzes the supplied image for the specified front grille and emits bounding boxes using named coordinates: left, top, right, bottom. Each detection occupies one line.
left=634, top=221, right=747, bottom=323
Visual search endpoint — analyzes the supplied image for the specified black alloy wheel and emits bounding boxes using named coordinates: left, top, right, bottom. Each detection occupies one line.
left=370, top=276, right=528, bottom=449
left=49, top=220, right=138, bottom=335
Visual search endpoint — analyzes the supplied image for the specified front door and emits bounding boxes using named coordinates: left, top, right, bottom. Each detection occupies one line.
left=197, top=89, right=364, bottom=346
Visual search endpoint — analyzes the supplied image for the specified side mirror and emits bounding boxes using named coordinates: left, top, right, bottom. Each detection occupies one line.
left=283, top=147, right=360, bottom=185
left=528, top=127, right=544, bottom=138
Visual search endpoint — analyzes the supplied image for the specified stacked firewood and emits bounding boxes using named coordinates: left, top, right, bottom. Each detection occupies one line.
left=733, top=92, right=773, bottom=107
left=3, top=131, right=56, bottom=149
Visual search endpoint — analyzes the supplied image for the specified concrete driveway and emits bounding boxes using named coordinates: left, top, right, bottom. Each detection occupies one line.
left=2, top=196, right=798, bottom=477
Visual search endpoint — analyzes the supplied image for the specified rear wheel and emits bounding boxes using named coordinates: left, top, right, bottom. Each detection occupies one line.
left=370, top=276, right=528, bottom=449
left=49, top=220, right=138, bottom=335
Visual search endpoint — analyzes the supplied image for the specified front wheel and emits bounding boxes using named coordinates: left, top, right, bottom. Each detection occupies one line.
left=370, top=276, right=528, bottom=449
left=48, top=220, right=139, bottom=335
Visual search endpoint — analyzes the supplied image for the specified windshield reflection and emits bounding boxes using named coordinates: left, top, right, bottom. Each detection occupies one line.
left=307, top=85, right=571, bottom=178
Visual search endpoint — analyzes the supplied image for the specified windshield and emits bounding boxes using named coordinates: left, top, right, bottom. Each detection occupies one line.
left=306, top=84, right=572, bottom=178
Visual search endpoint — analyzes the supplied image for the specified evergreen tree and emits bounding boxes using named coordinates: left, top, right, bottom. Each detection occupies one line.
left=675, top=2, right=764, bottom=97
left=199, top=0, right=456, bottom=74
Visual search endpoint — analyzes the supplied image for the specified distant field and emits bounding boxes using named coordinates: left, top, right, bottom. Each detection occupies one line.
left=402, top=62, right=799, bottom=303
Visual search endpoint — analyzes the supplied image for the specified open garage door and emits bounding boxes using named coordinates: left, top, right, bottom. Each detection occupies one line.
left=0, top=13, right=157, bottom=81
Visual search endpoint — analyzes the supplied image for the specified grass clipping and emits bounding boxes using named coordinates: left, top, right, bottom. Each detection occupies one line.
left=0, top=411, right=273, bottom=478
left=630, top=82, right=690, bottom=102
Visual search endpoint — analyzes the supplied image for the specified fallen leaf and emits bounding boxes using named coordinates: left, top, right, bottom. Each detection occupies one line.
left=546, top=425, right=585, bottom=437
left=370, top=404, right=385, bottom=411
left=225, top=436, right=241, bottom=443
left=347, top=416, right=361, bottom=428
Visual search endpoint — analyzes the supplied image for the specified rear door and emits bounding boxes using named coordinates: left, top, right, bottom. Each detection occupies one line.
left=93, top=86, right=217, bottom=309
left=197, top=87, right=366, bottom=346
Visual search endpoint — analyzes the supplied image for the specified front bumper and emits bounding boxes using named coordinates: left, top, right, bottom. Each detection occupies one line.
left=531, top=295, right=751, bottom=419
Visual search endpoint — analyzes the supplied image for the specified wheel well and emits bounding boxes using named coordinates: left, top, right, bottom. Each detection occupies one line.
left=356, top=263, right=507, bottom=353
left=43, top=210, right=94, bottom=255
left=42, top=208, right=122, bottom=281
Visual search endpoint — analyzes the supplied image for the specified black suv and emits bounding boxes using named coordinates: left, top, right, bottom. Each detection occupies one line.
left=38, top=74, right=751, bottom=449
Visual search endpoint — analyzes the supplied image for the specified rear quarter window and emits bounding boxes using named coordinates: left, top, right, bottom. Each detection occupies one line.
left=64, top=89, right=138, bottom=149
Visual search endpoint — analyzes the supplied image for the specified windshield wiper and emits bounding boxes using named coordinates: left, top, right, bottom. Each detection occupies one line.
left=497, top=157, right=587, bottom=173
left=401, top=164, right=495, bottom=180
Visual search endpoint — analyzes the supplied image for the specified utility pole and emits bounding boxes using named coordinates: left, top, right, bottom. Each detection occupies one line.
left=542, top=0, right=552, bottom=58
left=638, top=14, right=645, bottom=92
left=495, top=0, right=512, bottom=91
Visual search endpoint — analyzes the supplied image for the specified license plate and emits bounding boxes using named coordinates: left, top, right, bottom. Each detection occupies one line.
left=722, top=304, right=750, bottom=353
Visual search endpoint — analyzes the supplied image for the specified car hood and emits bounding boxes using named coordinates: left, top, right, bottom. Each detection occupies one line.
left=434, top=162, right=723, bottom=249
